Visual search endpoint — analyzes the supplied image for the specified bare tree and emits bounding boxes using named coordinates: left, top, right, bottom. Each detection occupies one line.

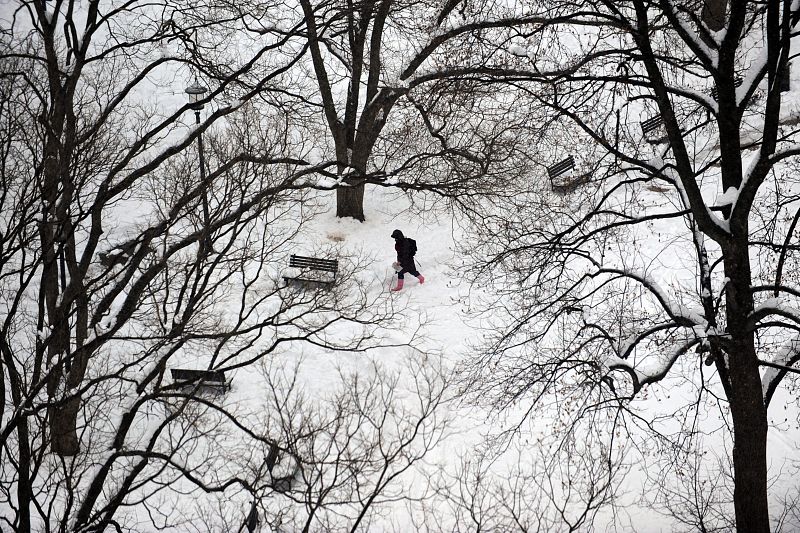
left=0, top=2, right=416, bottom=531
left=217, top=351, right=451, bottom=533
left=445, top=1, right=800, bottom=531
left=267, top=0, right=558, bottom=220
left=426, top=423, right=628, bottom=533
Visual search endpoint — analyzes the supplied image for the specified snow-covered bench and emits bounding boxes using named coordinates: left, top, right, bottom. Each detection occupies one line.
left=170, top=368, right=229, bottom=392
left=265, top=442, right=301, bottom=492
left=547, top=155, right=590, bottom=194
left=640, top=115, right=668, bottom=144
left=283, top=254, right=338, bottom=287
left=709, top=76, right=742, bottom=101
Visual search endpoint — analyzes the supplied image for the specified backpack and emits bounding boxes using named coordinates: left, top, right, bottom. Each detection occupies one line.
left=407, top=238, right=417, bottom=256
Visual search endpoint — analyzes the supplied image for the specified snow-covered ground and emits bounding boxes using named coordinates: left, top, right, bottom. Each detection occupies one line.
left=281, top=181, right=800, bottom=531
left=4, top=2, right=800, bottom=530
left=194, top=182, right=798, bottom=532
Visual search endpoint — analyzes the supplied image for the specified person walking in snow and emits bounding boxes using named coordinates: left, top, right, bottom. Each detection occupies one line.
left=391, top=229, right=424, bottom=292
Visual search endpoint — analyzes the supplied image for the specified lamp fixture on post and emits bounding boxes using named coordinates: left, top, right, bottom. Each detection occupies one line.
left=185, top=81, right=208, bottom=124
left=185, top=80, right=211, bottom=254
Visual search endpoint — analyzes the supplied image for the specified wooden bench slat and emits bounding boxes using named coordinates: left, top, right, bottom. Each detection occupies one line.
left=288, top=255, right=338, bottom=272
left=290, top=257, right=337, bottom=265
left=289, top=255, right=337, bottom=264
left=170, top=368, right=228, bottom=390
left=710, top=76, right=743, bottom=100
left=289, top=261, right=337, bottom=271
left=640, top=115, right=664, bottom=134
left=288, top=263, right=336, bottom=273
left=547, top=156, right=575, bottom=179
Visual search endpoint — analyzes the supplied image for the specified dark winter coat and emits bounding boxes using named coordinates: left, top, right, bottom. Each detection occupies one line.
left=394, top=237, right=417, bottom=271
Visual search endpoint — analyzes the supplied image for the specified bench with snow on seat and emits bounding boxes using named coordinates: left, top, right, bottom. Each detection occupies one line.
left=98, top=237, right=155, bottom=268
left=547, top=155, right=591, bottom=195
left=264, top=441, right=301, bottom=492
left=242, top=446, right=299, bottom=533
left=283, top=254, right=338, bottom=287
left=709, top=76, right=743, bottom=102
left=170, top=368, right=230, bottom=392
left=708, top=76, right=763, bottom=108
left=640, top=115, right=669, bottom=145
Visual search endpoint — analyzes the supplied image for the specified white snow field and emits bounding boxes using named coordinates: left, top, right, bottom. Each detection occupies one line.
left=141, top=182, right=797, bottom=532
left=4, top=1, right=800, bottom=531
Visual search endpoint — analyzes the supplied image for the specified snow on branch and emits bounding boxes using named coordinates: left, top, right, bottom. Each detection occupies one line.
left=601, top=267, right=707, bottom=327
left=591, top=268, right=711, bottom=395
left=762, top=334, right=800, bottom=405
left=605, top=340, right=697, bottom=395
left=748, top=297, right=800, bottom=329
left=666, top=164, right=731, bottom=236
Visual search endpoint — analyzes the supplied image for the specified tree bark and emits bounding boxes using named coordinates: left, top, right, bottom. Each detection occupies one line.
left=724, top=246, right=770, bottom=533
left=727, top=341, right=769, bottom=533
left=16, top=419, right=32, bottom=532
left=3, top=345, right=33, bottom=531
left=49, top=396, right=81, bottom=456
left=729, top=343, right=770, bottom=533
left=336, top=183, right=366, bottom=221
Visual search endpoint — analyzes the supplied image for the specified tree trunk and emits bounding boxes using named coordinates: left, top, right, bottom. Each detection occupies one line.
left=335, top=147, right=368, bottom=222
left=16, top=418, right=32, bottom=532
left=336, top=183, right=366, bottom=221
left=10, top=374, right=32, bottom=531
left=49, top=396, right=81, bottom=456
left=724, top=247, right=770, bottom=533
left=727, top=342, right=769, bottom=533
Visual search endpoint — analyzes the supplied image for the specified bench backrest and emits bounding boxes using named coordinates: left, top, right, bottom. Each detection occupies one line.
left=288, top=255, right=338, bottom=273
left=710, top=76, right=743, bottom=101
left=171, top=368, right=226, bottom=383
left=547, top=156, right=575, bottom=179
left=640, top=115, right=664, bottom=134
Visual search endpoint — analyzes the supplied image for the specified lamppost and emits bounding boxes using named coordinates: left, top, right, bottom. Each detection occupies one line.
left=185, top=81, right=211, bottom=254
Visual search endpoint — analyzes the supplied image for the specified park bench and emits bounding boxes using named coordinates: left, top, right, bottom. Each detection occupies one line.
left=709, top=76, right=764, bottom=107
left=170, top=368, right=230, bottom=392
left=547, top=155, right=590, bottom=194
left=640, top=115, right=668, bottom=144
left=242, top=443, right=302, bottom=531
left=283, top=254, right=338, bottom=287
left=706, top=76, right=767, bottom=119
left=709, top=76, right=743, bottom=101
left=98, top=238, right=142, bottom=268
left=265, top=442, right=301, bottom=492
left=709, top=68, right=791, bottom=99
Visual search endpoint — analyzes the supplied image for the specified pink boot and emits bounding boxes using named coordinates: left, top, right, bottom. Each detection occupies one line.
left=417, top=274, right=425, bottom=284
left=391, top=279, right=404, bottom=292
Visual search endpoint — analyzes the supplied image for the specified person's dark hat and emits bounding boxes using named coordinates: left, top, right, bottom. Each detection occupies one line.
left=391, top=229, right=403, bottom=239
